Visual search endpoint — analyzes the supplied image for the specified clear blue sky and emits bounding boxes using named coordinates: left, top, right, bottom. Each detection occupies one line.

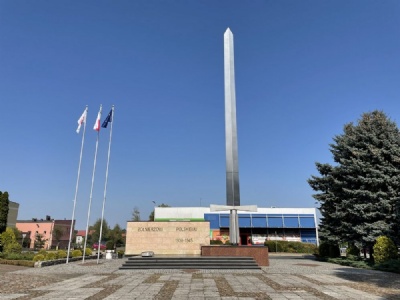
left=1, top=1, right=400, bottom=230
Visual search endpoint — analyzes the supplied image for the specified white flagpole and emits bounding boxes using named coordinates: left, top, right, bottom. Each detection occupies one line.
left=83, top=104, right=102, bottom=263
left=67, top=106, right=88, bottom=264
left=97, top=105, right=114, bottom=264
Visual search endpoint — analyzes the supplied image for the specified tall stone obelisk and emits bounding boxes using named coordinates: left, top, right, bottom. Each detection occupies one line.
left=224, top=28, right=240, bottom=207
left=211, top=28, right=257, bottom=245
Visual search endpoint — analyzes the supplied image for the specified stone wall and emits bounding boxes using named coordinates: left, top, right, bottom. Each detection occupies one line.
left=201, top=245, right=269, bottom=266
left=126, top=221, right=210, bottom=255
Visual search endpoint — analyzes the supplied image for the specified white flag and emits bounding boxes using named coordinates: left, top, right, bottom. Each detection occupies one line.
left=93, top=106, right=102, bottom=131
left=76, top=109, right=87, bottom=134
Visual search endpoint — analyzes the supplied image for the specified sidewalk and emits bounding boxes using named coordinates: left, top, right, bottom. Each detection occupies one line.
left=0, top=254, right=399, bottom=299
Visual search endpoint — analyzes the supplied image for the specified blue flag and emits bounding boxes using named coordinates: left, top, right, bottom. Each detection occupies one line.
left=101, top=109, right=113, bottom=128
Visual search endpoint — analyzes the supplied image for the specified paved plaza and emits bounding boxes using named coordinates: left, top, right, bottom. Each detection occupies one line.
left=0, top=254, right=399, bottom=299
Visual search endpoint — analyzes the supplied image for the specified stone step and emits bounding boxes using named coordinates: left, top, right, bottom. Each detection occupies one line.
left=125, top=257, right=255, bottom=261
left=119, top=256, right=261, bottom=270
left=120, top=265, right=260, bottom=269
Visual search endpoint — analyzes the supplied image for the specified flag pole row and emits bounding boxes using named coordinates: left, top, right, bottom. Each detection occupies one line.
left=66, top=105, right=115, bottom=264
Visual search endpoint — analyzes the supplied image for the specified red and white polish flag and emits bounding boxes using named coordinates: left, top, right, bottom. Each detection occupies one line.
left=76, top=108, right=87, bottom=134
left=93, top=107, right=102, bottom=131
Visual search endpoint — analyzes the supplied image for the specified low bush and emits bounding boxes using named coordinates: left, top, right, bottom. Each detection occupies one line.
left=318, top=242, right=340, bottom=258
left=46, top=252, right=57, bottom=260
left=33, top=254, right=45, bottom=262
left=326, top=257, right=373, bottom=269
left=346, top=245, right=360, bottom=256
left=71, top=249, right=82, bottom=257
left=264, top=240, right=317, bottom=254
left=374, top=259, right=400, bottom=274
left=0, top=252, right=35, bottom=261
left=1, top=228, right=21, bottom=254
left=0, top=259, right=35, bottom=267
left=106, top=241, right=114, bottom=250
left=373, top=236, right=398, bottom=264
left=85, top=248, right=92, bottom=256
left=4, top=242, right=22, bottom=254
left=38, top=249, right=47, bottom=256
left=321, top=253, right=400, bottom=274
left=57, top=250, right=67, bottom=259
left=210, top=239, right=223, bottom=245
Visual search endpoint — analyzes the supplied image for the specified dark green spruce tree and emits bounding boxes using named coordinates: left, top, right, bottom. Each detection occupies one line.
left=0, top=191, right=10, bottom=234
left=308, top=111, right=400, bottom=252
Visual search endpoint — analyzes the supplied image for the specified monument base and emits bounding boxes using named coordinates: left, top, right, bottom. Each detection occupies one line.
left=201, top=245, right=269, bottom=266
left=125, top=221, right=210, bottom=255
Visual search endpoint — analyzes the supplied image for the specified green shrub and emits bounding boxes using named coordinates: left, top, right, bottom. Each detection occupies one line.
left=33, top=254, right=45, bottom=262
left=319, top=243, right=330, bottom=257
left=71, top=249, right=82, bottom=257
left=374, top=259, right=400, bottom=274
left=106, top=241, right=114, bottom=250
left=327, top=257, right=373, bottom=269
left=318, top=242, right=340, bottom=258
left=0, top=259, right=35, bottom=267
left=0, top=228, right=16, bottom=247
left=3, top=252, right=35, bottom=261
left=373, top=236, right=398, bottom=264
left=0, top=228, right=21, bottom=254
left=224, top=240, right=230, bottom=245
left=265, top=240, right=282, bottom=252
left=38, top=249, right=47, bottom=256
left=210, top=239, right=223, bottom=245
left=4, top=242, right=22, bottom=254
left=85, top=248, right=92, bottom=256
left=264, top=240, right=317, bottom=254
left=57, top=250, right=67, bottom=259
left=346, top=245, right=360, bottom=256
left=46, top=252, right=57, bottom=260
left=117, top=250, right=124, bottom=258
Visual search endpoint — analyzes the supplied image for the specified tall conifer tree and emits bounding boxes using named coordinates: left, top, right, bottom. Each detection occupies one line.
left=0, top=191, right=10, bottom=234
left=309, top=111, right=400, bottom=250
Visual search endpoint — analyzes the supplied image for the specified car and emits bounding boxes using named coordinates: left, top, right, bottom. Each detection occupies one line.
left=92, top=243, right=106, bottom=250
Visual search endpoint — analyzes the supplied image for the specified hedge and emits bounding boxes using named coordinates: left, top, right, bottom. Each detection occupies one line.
left=0, top=259, right=35, bottom=267
left=265, top=240, right=317, bottom=254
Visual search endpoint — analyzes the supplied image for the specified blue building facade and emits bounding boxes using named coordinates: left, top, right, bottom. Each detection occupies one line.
left=154, top=207, right=319, bottom=246
left=204, top=212, right=317, bottom=245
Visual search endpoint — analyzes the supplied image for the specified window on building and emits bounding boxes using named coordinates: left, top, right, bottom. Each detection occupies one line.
left=299, top=217, right=315, bottom=228
left=267, top=216, right=283, bottom=228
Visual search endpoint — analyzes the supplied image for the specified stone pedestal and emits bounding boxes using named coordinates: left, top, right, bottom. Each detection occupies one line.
left=125, top=221, right=210, bottom=255
left=201, top=245, right=269, bottom=266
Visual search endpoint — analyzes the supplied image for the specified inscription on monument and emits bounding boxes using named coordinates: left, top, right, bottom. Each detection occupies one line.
left=126, top=222, right=210, bottom=255
left=176, top=238, right=194, bottom=243
left=138, top=227, right=163, bottom=232
left=176, top=227, right=197, bottom=232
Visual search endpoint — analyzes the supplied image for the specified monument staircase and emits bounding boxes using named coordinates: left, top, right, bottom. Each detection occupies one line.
left=119, top=256, right=261, bottom=270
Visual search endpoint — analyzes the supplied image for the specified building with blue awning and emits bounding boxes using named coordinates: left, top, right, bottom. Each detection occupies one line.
left=154, top=207, right=319, bottom=246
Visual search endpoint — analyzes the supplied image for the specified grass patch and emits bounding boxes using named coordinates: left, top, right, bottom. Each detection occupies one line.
left=373, top=259, right=400, bottom=274
left=319, top=256, right=400, bottom=274
left=0, top=252, right=36, bottom=261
